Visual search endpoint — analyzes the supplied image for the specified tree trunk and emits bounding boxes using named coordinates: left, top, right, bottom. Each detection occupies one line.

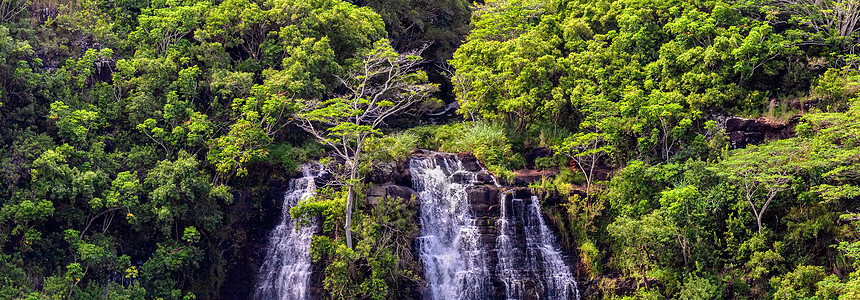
left=345, top=184, right=354, bottom=249
left=345, top=183, right=358, bottom=279
left=746, top=193, right=765, bottom=235
left=756, top=215, right=763, bottom=235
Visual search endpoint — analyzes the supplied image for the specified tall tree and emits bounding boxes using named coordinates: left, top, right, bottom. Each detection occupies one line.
left=296, top=39, right=436, bottom=251
left=609, top=212, right=675, bottom=288
left=556, top=95, right=617, bottom=198
left=716, top=139, right=803, bottom=234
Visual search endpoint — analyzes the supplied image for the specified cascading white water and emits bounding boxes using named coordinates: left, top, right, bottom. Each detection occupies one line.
left=410, top=155, right=493, bottom=300
left=520, top=195, right=579, bottom=300
left=255, top=165, right=320, bottom=300
left=495, top=194, right=579, bottom=300
left=495, top=190, right=526, bottom=299
left=411, top=153, right=580, bottom=300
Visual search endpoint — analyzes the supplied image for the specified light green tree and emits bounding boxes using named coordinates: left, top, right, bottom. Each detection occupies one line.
left=608, top=212, right=675, bottom=289
left=131, top=0, right=210, bottom=54
left=296, top=40, right=436, bottom=251
left=716, top=139, right=803, bottom=234
left=555, top=95, right=616, bottom=199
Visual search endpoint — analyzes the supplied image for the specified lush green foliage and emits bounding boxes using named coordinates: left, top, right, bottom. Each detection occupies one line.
left=292, top=190, right=420, bottom=300
left=450, top=0, right=850, bottom=163
left=0, top=0, right=417, bottom=298
left=446, top=0, right=860, bottom=298
left=3, top=0, right=860, bottom=298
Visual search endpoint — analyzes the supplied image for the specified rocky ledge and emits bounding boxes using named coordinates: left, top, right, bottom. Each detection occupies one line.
left=724, top=116, right=799, bottom=148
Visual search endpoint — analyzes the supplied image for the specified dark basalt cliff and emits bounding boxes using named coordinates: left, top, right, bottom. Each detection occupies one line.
left=218, top=171, right=292, bottom=299
left=724, top=116, right=800, bottom=149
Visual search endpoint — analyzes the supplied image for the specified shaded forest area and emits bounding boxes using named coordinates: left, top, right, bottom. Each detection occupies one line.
left=1, top=0, right=859, bottom=299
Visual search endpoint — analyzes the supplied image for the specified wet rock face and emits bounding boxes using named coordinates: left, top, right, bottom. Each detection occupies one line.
left=404, top=152, right=579, bottom=300
left=219, top=174, right=290, bottom=300
left=724, top=116, right=798, bottom=148
left=366, top=183, right=419, bottom=205
left=368, top=159, right=412, bottom=186
left=467, top=184, right=502, bottom=249
left=467, top=185, right=501, bottom=214
left=456, top=154, right=482, bottom=172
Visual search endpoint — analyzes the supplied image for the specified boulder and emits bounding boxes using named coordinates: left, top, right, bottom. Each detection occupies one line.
left=386, top=185, right=418, bottom=201
left=365, top=183, right=418, bottom=206
left=395, top=167, right=412, bottom=187
left=725, top=117, right=749, bottom=132
left=467, top=185, right=501, bottom=209
left=450, top=172, right=473, bottom=184
left=368, top=159, right=413, bottom=186
left=476, top=173, right=495, bottom=185
left=369, top=161, right=397, bottom=184
left=512, top=187, right=532, bottom=199
left=457, top=153, right=481, bottom=172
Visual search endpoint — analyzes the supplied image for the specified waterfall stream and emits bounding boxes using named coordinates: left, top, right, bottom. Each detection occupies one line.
left=410, top=155, right=493, bottom=300
left=410, top=153, right=580, bottom=300
left=495, top=193, right=579, bottom=300
left=255, top=165, right=320, bottom=300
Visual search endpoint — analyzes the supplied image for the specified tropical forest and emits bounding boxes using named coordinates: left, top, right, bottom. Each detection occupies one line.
left=1, top=0, right=859, bottom=299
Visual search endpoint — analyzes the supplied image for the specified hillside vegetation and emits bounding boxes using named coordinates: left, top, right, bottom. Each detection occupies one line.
left=0, top=0, right=858, bottom=299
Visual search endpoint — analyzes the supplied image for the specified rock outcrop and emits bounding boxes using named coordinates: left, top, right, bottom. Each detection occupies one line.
left=724, top=116, right=799, bottom=148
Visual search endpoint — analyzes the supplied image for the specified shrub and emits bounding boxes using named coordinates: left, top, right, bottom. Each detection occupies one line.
left=579, top=239, right=602, bottom=278
left=770, top=264, right=826, bottom=300
left=812, top=68, right=858, bottom=111
left=266, top=141, right=323, bottom=172
left=678, top=275, right=721, bottom=300
left=365, top=132, right=419, bottom=163
left=535, top=156, right=555, bottom=169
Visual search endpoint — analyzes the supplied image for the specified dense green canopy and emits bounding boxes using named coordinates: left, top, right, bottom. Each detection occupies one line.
left=1, top=0, right=860, bottom=298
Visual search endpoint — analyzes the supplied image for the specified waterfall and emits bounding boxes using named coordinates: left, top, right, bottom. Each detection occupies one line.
left=498, top=195, right=579, bottom=300
left=495, top=190, right=524, bottom=299
left=410, top=155, right=493, bottom=300
left=255, top=165, right=320, bottom=300
left=527, top=194, right=580, bottom=300
left=410, top=153, right=580, bottom=300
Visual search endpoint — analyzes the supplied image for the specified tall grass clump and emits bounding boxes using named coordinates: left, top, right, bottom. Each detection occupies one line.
left=406, top=122, right=524, bottom=181
left=408, top=122, right=522, bottom=168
